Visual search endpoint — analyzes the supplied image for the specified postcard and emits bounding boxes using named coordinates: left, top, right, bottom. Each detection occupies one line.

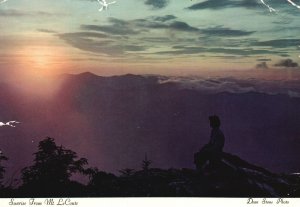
left=0, top=0, right=300, bottom=206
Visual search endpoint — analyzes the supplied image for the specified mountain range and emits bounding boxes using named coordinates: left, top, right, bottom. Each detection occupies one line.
left=0, top=72, right=300, bottom=180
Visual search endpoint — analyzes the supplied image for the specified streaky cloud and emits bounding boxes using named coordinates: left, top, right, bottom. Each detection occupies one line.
left=187, top=0, right=260, bottom=10
left=0, top=9, right=65, bottom=17
left=201, top=26, right=255, bottom=37
left=253, top=39, right=300, bottom=48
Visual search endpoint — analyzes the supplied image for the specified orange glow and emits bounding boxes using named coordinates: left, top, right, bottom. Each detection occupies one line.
left=20, top=46, right=66, bottom=74
left=8, top=46, right=70, bottom=98
left=29, top=48, right=54, bottom=70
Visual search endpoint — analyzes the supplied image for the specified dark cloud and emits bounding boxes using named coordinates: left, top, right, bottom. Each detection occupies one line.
left=280, top=54, right=290, bottom=57
left=57, top=15, right=288, bottom=59
left=57, top=15, right=203, bottom=56
left=157, top=46, right=206, bottom=55
left=81, top=16, right=199, bottom=35
left=132, top=18, right=200, bottom=32
left=256, top=62, right=269, bottom=69
left=187, top=0, right=260, bottom=10
left=274, top=59, right=299, bottom=68
left=156, top=46, right=285, bottom=56
left=152, top=15, right=177, bottom=22
left=257, top=58, right=272, bottom=62
left=208, top=47, right=283, bottom=56
left=201, top=26, right=255, bottom=37
left=188, top=0, right=232, bottom=10
left=253, top=39, right=300, bottom=48
left=187, top=0, right=300, bottom=14
left=80, top=16, right=254, bottom=39
left=145, top=0, right=169, bottom=9
left=168, top=21, right=199, bottom=32
left=80, top=18, right=143, bottom=35
left=80, top=24, right=141, bottom=35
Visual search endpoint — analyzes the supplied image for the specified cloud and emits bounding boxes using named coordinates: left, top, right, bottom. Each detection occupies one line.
left=0, top=9, right=30, bottom=17
left=274, top=59, right=299, bottom=68
left=58, top=32, right=108, bottom=39
left=57, top=32, right=145, bottom=56
left=279, top=54, right=290, bottom=57
left=57, top=15, right=202, bottom=56
left=253, top=39, right=300, bottom=48
left=158, top=75, right=300, bottom=97
left=80, top=18, right=144, bottom=35
left=187, top=0, right=300, bottom=13
left=80, top=16, right=200, bottom=35
left=256, top=62, right=269, bottom=69
left=201, top=26, right=255, bottom=37
left=257, top=58, right=272, bottom=62
left=155, top=46, right=285, bottom=56
left=80, top=24, right=141, bottom=35
left=0, top=9, right=64, bottom=17
left=80, top=16, right=254, bottom=37
left=188, top=0, right=232, bottom=10
left=37, top=29, right=57, bottom=34
left=153, top=15, right=176, bottom=22
left=57, top=15, right=287, bottom=59
left=168, top=21, right=199, bottom=32
left=187, top=0, right=260, bottom=10
left=144, top=0, right=169, bottom=9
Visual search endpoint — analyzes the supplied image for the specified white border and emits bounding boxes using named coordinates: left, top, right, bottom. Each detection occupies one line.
left=0, top=198, right=300, bottom=207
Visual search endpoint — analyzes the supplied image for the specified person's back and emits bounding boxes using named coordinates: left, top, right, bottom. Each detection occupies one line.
left=209, top=127, right=225, bottom=153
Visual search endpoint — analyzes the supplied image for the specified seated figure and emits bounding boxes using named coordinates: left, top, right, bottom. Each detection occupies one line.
left=194, top=115, right=225, bottom=171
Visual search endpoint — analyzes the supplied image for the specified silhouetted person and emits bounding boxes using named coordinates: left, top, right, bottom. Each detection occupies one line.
left=194, top=115, right=225, bottom=171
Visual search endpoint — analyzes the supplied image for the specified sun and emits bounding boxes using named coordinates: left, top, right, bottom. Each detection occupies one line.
left=18, top=45, right=70, bottom=77
left=25, top=46, right=58, bottom=71
left=31, top=48, right=53, bottom=69
left=14, top=45, right=68, bottom=97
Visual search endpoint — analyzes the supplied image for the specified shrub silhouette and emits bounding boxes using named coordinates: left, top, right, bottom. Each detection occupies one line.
left=88, top=171, right=118, bottom=196
left=119, top=168, right=135, bottom=177
left=20, top=137, right=89, bottom=196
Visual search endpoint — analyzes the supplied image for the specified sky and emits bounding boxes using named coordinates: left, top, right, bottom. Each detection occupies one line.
left=0, top=0, right=300, bottom=76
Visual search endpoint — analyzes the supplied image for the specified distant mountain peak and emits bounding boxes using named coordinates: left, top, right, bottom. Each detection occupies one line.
left=77, top=72, right=99, bottom=78
left=59, top=72, right=98, bottom=79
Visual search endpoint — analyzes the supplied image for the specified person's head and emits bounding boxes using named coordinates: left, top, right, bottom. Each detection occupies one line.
left=209, top=115, right=221, bottom=129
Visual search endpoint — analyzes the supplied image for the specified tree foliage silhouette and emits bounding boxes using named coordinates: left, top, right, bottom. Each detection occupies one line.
left=0, top=152, right=8, bottom=187
left=21, top=137, right=88, bottom=185
left=119, top=168, right=135, bottom=177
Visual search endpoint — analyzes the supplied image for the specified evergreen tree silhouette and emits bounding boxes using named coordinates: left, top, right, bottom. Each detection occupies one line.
left=142, top=153, right=152, bottom=171
left=21, top=137, right=88, bottom=186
